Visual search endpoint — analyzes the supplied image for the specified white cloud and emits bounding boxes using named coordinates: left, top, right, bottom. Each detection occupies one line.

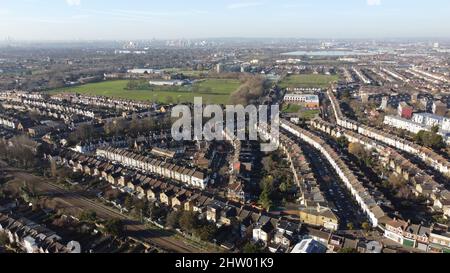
left=367, top=0, right=381, bottom=6
left=227, top=2, right=263, bottom=10
left=66, top=0, right=81, bottom=6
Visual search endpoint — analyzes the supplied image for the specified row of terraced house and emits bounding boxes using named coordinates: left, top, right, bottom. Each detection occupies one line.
left=327, top=89, right=450, bottom=178
left=52, top=93, right=152, bottom=111
left=96, top=147, right=208, bottom=189
left=47, top=149, right=311, bottom=252
left=0, top=211, right=81, bottom=253
left=22, top=99, right=101, bottom=119
left=279, top=119, right=388, bottom=228
left=258, top=125, right=339, bottom=231
left=311, top=117, right=450, bottom=220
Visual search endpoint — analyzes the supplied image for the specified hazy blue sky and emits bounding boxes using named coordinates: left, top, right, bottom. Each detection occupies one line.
left=1, top=0, right=450, bottom=40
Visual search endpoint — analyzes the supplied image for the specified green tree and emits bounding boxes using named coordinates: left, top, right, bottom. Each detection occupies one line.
left=147, top=203, right=164, bottom=220
left=133, top=199, right=147, bottom=220
left=242, top=242, right=263, bottom=253
left=124, top=195, right=134, bottom=211
left=340, top=90, right=351, bottom=101
left=80, top=210, right=97, bottom=223
left=166, top=211, right=181, bottom=229
left=337, top=136, right=349, bottom=149
left=431, top=125, right=439, bottom=134
left=179, top=211, right=199, bottom=233
left=126, top=80, right=138, bottom=90
left=259, top=176, right=274, bottom=211
left=194, top=223, right=217, bottom=241
left=338, top=248, right=358, bottom=253
left=279, top=182, right=288, bottom=193
left=415, top=130, right=445, bottom=151
left=104, top=219, right=124, bottom=237
left=362, top=222, right=371, bottom=232
left=0, top=232, right=9, bottom=245
left=347, top=223, right=354, bottom=230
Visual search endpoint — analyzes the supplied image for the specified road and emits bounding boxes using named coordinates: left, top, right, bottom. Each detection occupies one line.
left=1, top=167, right=206, bottom=253
left=288, top=134, right=367, bottom=229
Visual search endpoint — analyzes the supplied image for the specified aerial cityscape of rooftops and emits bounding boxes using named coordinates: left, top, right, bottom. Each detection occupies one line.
left=1, top=0, right=450, bottom=257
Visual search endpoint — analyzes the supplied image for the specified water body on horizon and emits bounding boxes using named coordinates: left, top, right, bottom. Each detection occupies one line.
left=281, top=50, right=380, bottom=57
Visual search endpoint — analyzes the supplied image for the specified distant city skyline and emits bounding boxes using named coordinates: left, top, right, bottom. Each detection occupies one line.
left=1, top=0, right=450, bottom=40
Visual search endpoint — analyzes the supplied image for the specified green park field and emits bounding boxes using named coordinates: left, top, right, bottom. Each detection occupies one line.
left=282, top=104, right=301, bottom=113
left=50, top=79, right=241, bottom=104
left=279, top=74, right=339, bottom=89
left=282, top=104, right=320, bottom=120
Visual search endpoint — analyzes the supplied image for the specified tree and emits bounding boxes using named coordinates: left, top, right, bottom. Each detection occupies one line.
left=338, top=248, right=358, bottom=253
left=431, top=125, right=439, bottom=134
left=133, top=199, right=147, bottom=218
left=337, top=136, right=349, bottom=149
left=166, top=211, right=181, bottom=229
left=129, top=116, right=142, bottom=137
left=69, top=124, right=99, bottom=144
left=259, top=190, right=273, bottom=211
left=103, top=219, right=124, bottom=237
left=348, top=142, right=374, bottom=167
left=179, top=211, right=199, bottom=233
left=141, top=117, right=156, bottom=131
left=362, top=222, right=371, bottom=232
left=347, top=223, right=354, bottom=230
left=0, top=232, right=9, bottom=245
left=415, top=130, right=445, bottom=151
left=124, top=195, right=134, bottom=211
left=194, top=223, right=217, bottom=241
left=348, top=142, right=365, bottom=158
left=147, top=202, right=164, bottom=220
left=340, top=90, right=351, bottom=101
left=4, top=135, right=38, bottom=168
left=126, top=80, right=139, bottom=90
left=242, top=242, right=263, bottom=253
left=397, top=185, right=413, bottom=200
left=80, top=210, right=97, bottom=223
left=230, top=75, right=266, bottom=105
left=104, top=188, right=120, bottom=201
left=388, top=174, right=407, bottom=189
left=279, top=182, right=288, bottom=193
left=48, top=76, right=65, bottom=89
left=259, top=176, right=275, bottom=211
left=19, top=182, right=39, bottom=205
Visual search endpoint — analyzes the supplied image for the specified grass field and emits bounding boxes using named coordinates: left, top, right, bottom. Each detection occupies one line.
left=282, top=104, right=320, bottom=119
left=300, top=109, right=320, bottom=120
left=279, top=74, right=339, bottom=89
left=50, top=79, right=241, bottom=104
left=282, top=104, right=301, bottom=113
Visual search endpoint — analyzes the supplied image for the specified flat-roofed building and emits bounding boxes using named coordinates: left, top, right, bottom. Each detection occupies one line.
left=284, top=94, right=320, bottom=109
